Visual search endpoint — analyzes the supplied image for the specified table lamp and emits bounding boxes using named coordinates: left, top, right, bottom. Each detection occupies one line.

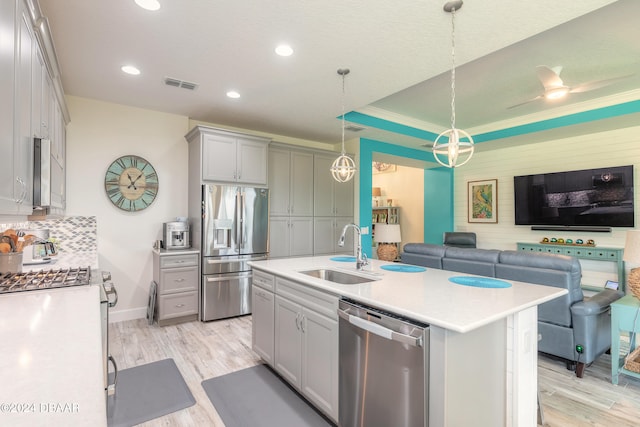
left=372, top=187, right=382, bottom=206
left=375, top=223, right=401, bottom=261
left=623, top=230, right=640, bottom=299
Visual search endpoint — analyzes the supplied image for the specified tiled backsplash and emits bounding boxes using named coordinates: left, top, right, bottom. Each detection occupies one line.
left=1, top=216, right=98, bottom=269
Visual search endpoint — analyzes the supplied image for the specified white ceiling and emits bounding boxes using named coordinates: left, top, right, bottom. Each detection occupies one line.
left=38, top=0, right=640, bottom=148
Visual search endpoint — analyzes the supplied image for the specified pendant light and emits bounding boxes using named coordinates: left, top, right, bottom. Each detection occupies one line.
left=330, top=68, right=357, bottom=182
left=432, top=1, right=474, bottom=168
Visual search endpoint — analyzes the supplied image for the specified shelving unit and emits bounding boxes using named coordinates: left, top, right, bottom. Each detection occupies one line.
left=517, top=242, right=625, bottom=292
left=372, top=206, right=401, bottom=260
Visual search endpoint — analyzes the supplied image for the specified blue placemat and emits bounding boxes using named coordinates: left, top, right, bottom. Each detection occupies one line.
left=330, top=256, right=356, bottom=262
left=380, top=264, right=426, bottom=273
left=449, top=276, right=512, bottom=288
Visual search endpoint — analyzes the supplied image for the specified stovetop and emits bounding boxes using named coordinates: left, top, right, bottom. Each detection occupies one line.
left=0, top=267, right=91, bottom=294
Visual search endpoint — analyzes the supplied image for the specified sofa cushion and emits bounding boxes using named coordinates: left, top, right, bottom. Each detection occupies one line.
left=442, top=247, right=501, bottom=276
left=401, top=243, right=447, bottom=269
left=496, top=251, right=583, bottom=327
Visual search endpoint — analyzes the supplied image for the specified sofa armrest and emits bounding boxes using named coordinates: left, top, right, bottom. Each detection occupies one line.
left=570, top=289, right=623, bottom=317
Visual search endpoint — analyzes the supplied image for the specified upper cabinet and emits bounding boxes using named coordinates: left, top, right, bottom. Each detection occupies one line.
left=0, top=0, right=69, bottom=217
left=313, top=153, right=354, bottom=218
left=268, top=147, right=314, bottom=217
left=186, top=125, right=271, bottom=186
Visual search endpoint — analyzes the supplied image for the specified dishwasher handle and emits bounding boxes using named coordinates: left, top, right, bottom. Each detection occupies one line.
left=337, top=307, right=423, bottom=347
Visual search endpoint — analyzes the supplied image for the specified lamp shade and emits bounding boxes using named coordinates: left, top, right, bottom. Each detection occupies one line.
left=375, top=223, right=401, bottom=243
left=624, top=230, right=640, bottom=264
left=372, top=187, right=382, bottom=197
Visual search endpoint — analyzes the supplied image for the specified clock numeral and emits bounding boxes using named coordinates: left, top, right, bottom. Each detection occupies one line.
left=115, top=195, right=126, bottom=208
left=146, top=171, right=158, bottom=182
left=107, top=187, right=121, bottom=197
left=130, top=156, right=138, bottom=168
left=115, top=158, right=127, bottom=170
left=106, top=170, right=120, bottom=179
left=143, top=189, right=156, bottom=198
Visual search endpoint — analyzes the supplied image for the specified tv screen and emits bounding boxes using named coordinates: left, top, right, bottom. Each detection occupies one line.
left=514, top=165, right=634, bottom=228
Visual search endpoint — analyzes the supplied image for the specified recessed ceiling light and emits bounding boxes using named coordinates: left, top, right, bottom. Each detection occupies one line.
left=226, top=91, right=241, bottom=99
left=135, top=0, right=161, bottom=11
left=275, top=44, right=293, bottom=57
left=121, top=65, right=141, bottom=75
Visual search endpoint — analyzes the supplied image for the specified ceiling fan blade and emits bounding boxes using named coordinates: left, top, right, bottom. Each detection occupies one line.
left=507, top=95, right=543, bottom=110
left=536, top=65, right=564, bottom=90
left=569, top=74, right=635, bottom=94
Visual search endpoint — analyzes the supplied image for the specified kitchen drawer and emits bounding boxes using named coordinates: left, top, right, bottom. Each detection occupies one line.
left=253, top=269, right=275, bottom=292
left=276, top=277, right=339, bottom=319
left=159, top=266, right=198, bottom=294
left=159, top=254, right=199, bottom=268
left=158, top=291, right=198, bottom=320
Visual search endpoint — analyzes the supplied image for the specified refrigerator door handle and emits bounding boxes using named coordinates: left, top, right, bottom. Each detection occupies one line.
left=240, top=191, right=246, bottom=248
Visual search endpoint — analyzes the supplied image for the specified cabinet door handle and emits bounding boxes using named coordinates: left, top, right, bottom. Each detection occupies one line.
left=300, top=315, right=305, bottom=333
left=175, top=303, right=185, bottom=308
left=295, top=313, right=301, bottom=330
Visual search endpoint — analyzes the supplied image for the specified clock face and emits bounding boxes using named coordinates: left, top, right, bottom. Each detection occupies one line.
left=105, top=155, right=158, bottom=211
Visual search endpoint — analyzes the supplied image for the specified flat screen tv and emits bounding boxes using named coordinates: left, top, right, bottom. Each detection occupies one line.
left=514, top=165, right=634, bottom=228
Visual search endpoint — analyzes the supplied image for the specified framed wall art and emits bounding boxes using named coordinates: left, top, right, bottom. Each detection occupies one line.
left=468, top=179, right=497, bottom=223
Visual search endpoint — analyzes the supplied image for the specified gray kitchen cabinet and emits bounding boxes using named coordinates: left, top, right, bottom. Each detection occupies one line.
left=251, top=270, right=275, bottom=366
left=313, top=217, right=354, bottom=255
left=313, top=153, right=354, bottom=217
left=269, top=216, right=314, bottom=258
left=186, top=125, right=270, bottom=185
left=273, top=276, right=339, bottom=422
left=268, top=147, right=314, bottom=217
left=1, top=0, right=67, bottom=216
left=153, top=250, right=200, bottom=326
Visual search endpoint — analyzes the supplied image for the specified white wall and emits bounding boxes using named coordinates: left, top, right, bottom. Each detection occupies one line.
left=372, top=164, right=424, bottom=250
left=452, top=125, right=640, bottom=288
left=65, top=96, right=190, bottom=321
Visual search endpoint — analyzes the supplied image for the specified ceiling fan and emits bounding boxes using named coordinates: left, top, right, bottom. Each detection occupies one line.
left=507, top=65, right=632, bottom=109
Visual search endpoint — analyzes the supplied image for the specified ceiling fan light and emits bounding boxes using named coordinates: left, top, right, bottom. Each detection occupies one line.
left=545, top=86, right=570, bottom=100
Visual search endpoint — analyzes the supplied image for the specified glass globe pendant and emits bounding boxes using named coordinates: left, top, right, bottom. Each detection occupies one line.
left=330, top=68, right=356, bottom=182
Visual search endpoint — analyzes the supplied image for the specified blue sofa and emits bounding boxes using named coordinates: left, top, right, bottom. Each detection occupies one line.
left=401, top=243, right=624, bottom=377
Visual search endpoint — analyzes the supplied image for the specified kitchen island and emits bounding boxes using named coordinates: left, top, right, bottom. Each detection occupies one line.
left=0, top=285, right=106, bottom=427
left=249, top=255, right=568, bottom=427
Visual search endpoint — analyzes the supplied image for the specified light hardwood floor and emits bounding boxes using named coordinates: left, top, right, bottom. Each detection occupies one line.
left=110, top=317, right=640, bottom=426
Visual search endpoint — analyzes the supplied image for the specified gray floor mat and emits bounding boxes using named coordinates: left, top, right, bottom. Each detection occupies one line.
left=107, top=358, right=195, bottom=427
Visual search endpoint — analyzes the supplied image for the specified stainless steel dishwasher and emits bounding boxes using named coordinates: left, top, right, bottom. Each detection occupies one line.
left=338, top=299, right=429, bottom=427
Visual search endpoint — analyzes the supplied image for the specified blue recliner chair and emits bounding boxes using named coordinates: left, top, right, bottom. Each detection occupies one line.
left=496, top=251, right=623, bottom=377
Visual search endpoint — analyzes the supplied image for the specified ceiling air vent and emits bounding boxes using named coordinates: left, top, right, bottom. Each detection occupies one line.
left=344, top=124, right=366, bottom=132
left=163, top=77, right=199, bottom=90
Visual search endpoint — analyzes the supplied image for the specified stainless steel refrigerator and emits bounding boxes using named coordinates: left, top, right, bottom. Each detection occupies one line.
left=200, top=185, right=269, bottom=321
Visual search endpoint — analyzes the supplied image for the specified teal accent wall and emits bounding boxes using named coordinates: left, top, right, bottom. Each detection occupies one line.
left=423, top=167, right=453, bottom=243
left=359, top=138, right=452, bottom=255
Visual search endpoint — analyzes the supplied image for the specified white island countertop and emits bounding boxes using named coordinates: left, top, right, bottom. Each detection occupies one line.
left=0, top=286, right=106, bottom=426
left=249, top=256, right=568, bottom=333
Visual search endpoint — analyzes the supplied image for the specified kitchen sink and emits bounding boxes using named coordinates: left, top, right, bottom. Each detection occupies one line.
left=299, top=269, right=377, bottom=285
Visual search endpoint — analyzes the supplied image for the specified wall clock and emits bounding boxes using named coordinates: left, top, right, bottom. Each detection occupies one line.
left=104, top=155, right=159, bottom=211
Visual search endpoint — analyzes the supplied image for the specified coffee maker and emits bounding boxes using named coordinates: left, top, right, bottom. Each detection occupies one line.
left=163, top=221, right=190, bottom=250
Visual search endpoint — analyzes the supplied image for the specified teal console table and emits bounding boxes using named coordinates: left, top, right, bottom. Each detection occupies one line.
left=611, top=295, right=640, bottom=385
left=516, top=242, right=625, bottom=292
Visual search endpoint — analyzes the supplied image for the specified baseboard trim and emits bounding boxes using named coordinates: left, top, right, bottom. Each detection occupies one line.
left=109, top=307, right=147, bottom=323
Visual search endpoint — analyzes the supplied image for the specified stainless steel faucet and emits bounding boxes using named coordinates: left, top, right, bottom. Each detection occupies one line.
left=338, top=223, right=369, bottom=270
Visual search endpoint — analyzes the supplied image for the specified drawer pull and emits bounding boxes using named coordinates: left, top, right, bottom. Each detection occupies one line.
left=174, top=278, right=185, bottom=282
left=175, top=303, right=185, bottom=308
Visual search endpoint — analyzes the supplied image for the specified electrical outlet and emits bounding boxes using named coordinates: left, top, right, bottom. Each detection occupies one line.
left=361, top=226, right=369, bottom=235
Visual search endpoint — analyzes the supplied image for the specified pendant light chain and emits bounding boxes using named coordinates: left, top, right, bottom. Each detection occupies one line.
left=431, top=1, right=474, bottom=168
left=450, top=6, right=456, bottom=130
left=341, top=72, right=346, bottom=154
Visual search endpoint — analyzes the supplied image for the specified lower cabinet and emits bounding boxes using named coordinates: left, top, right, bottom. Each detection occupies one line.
left=153, top=251, right=200, bottom=326
left=251, top=271, right=275, bottom=365
left=251, top=269, right=339, bottom=422
left=273, top=278, right=339, bottom=422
